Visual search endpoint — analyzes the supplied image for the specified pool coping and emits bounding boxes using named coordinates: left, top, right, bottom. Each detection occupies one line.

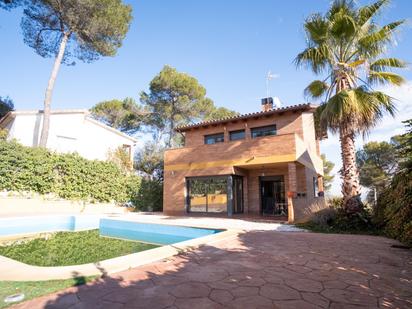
left=0, top=223, right=240, bottom=281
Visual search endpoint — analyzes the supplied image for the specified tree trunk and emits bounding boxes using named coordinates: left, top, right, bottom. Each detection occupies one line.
left=38, top=32, right=70, bottom=148
left=339, top=127, right=362, bottom=213
left=336, top=73, right=362, bottom=212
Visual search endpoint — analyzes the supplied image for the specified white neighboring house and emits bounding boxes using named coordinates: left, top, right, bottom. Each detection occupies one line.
left=0, top=109, right=137, bottom=161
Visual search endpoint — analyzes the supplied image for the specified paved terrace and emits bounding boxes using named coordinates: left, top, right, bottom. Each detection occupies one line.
left=11, top=215, right=412, bottom=309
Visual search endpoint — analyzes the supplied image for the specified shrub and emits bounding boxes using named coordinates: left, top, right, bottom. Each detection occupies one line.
left=302, top=204, right=378, bottom=235
left=375, top=168, right=412, bottom=247
left=0, top=139, right=141, bottom=204
left=327, top=197, right=343, bottom=209
left=311, top=207, right=337, bottom=226
left=131, top=178, right=163, bottom=212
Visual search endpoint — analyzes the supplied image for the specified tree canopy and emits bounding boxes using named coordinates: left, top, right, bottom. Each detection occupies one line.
left=134, top=141, right=165, bottom=181
left=0, top=96, right=14, bottom=119
left=19, top=0, right=133, bottom=147
left=140, top=65, right=237, bottom=147
left=22, top=0, right=132, bottom=64
left=356, top=140, right=397, bottom=203
left=321, top=154, right=335, bottom=193
left=91, top=98, right=143, bottom=134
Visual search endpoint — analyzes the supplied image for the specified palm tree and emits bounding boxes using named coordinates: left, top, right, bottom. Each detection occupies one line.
left=295, top=0, right=407, bottom=213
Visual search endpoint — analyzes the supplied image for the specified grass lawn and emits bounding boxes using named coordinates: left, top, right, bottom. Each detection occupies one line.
left=0, top=276, right=97, bottom=309
left=0, top=229, right=159, bottom=266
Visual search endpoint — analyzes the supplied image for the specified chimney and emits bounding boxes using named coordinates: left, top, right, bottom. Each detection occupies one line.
left=261, top=97, right=273, bottom=112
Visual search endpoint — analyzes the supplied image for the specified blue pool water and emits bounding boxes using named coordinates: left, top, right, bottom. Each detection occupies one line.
left=0, top=216, right=221, bottom=245
left=0, top=215, right=100, bottom=236
left=99, top=218, right=220, bottom=245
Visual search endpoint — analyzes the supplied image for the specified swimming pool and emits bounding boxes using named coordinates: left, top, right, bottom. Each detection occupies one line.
left=0, top=216, right=222, bottom=245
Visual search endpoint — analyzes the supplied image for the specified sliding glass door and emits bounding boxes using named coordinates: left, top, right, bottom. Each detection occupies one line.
left=187, top=176, right=228, bottom=213
left=186, top=175, right=243, bottom=215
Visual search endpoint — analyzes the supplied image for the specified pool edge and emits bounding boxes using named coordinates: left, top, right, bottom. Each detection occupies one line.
left=0, top=228, right=240, bottom=281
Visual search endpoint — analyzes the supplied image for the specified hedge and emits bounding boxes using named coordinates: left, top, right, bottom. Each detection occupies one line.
left=375, top=167, right=412, bottom=247
left=0, top=139, right=141, bottom=204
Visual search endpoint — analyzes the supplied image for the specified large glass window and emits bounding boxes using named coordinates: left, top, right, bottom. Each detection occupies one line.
left=187, top=177, right=228, bottom=213
left=204, top=133, right=224, bottom=145
left=251, top=125, right=276, bottom=138
left=229, top=130, right=245, bottom=141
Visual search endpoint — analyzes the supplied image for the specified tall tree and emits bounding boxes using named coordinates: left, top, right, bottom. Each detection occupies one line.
left=356, top=141, right=397, bottom=203
left=140, top=65, right=237, bottom=147
left=0, top=96, right=14, bottom=119
left=295, top=0, right=406, bottom=212
left=134, top=141, right=165, bottom=181
left=321, top=154, right=335, bottom=193
left=21, top=0, right=132, bottom=147
left=91, top=98, right=143, bottom=135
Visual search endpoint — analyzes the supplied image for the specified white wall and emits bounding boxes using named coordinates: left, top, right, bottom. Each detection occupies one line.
left=6, top=112, right=136, bottom=161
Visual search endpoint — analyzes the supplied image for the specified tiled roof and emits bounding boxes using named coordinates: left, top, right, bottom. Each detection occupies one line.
left=176, top=103, right=317, bottom=132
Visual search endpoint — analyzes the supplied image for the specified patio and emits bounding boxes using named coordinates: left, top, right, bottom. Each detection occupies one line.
left=11, top=223, right=412, bottom=309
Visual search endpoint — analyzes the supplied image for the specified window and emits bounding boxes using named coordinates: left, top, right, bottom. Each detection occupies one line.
left=313, top=177, right=319, bottom=197
left=229, top=130, right=245, bottom=141
left=187, top=177, right=228, bottom=213
left=251, top=125, right=276, bottom=138
left=204, top=133, right=224, bottom=144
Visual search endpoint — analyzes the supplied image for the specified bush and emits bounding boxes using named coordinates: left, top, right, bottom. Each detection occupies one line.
left=327, top=197, right=343, bottom=209
left=375, top=168, right=412, bottom=247
left=0, top=139, right=141, bottom=204
left=130, top=178, right=163, bottom=212
left=301, top=204, right=378, bottom=235
left=311, top=207, right=337, bottom=226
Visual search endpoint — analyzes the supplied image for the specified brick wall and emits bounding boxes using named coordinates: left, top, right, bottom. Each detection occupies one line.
left=184, top=111, right=302, bottom=147
left=163, top=108, right=325, bottom=220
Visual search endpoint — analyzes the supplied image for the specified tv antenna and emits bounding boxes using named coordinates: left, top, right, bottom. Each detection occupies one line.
left=266, top=70, right=279, bottom=98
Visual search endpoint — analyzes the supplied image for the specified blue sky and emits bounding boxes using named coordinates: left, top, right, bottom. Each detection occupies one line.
left=1, top=0, right=411, bottom=196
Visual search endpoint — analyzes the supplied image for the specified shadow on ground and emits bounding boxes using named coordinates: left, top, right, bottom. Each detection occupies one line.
left=13, top=230, right=412, bottom=309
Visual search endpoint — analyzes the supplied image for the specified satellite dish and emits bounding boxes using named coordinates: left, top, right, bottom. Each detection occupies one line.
left=273, top=97, right=281, bottom=108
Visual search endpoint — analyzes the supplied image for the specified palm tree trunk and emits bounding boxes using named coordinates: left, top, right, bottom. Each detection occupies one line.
left=339, top=127, right=362, bottom=212
left=38, top=32, right=70, bottom=148
left=336, top=75, right=362, bottom=212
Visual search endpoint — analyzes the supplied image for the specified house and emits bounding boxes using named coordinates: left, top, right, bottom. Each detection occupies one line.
left=163, top=98, right=327, bottom=223
left=0, top=109, right=137, bottom=161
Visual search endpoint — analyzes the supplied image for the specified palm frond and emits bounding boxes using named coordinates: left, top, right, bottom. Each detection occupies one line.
left=328, top=0, right=356, bottom=20
left=368, top=71, right=405, bottom=86
left=348, top=59, right=366, bottom=68
left=304, top=14, right=329, bottom=45
left=319, top=90, right=353, bottom=133
left=370, top=58, right=408, bottom=71
left=294, top=45, right=332, bottom=74
left=318, top=87, right=396, bottom=134
left=358, top=20, right=405, bottom=57
left=304, top=80, right=330, bottom=99
left=330, top=12, right=357, bottom=40
left=358, top=0, right=389, bottom=26
left=351, top=87, right=396, bottom=134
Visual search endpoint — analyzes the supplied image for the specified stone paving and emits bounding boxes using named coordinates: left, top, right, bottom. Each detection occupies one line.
left=12, top=231, right=412, bottom=309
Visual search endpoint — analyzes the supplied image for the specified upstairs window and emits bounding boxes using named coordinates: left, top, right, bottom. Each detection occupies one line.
left=229, top=130, right=245, bottom=141
left=251, top=125, right=277, bottom=138
left=204, top=133, right=224, bottom=145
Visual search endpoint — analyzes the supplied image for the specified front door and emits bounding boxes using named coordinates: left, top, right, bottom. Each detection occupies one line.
left=260, top=176, right=287, bottom=216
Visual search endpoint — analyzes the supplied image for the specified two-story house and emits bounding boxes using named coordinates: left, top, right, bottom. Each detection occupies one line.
left=163, top=99, right=327, bottom=223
